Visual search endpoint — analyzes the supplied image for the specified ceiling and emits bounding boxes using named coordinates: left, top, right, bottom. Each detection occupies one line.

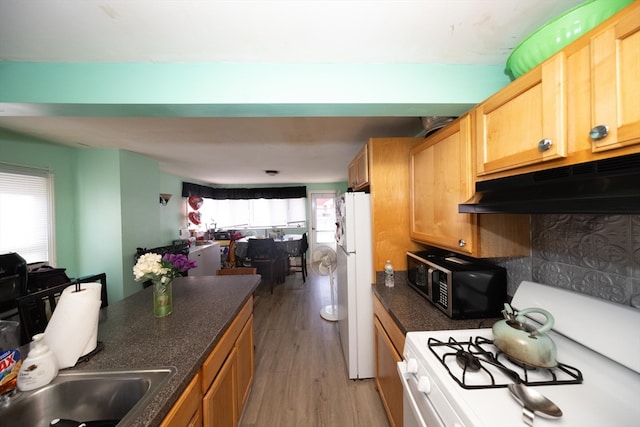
left=0, top=0, right=584, bottom=185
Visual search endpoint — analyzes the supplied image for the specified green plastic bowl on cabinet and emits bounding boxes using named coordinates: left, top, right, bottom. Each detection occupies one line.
left=505, top=0, right=634, bottom=80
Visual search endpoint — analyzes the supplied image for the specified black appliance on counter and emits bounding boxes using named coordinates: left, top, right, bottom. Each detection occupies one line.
left=0, top=252, right=28, bottom=320
left=406, top=251, right=506, bottom=319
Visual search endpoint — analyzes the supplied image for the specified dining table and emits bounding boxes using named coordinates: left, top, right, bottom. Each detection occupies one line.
left=234, top=234, right=303, bottom=259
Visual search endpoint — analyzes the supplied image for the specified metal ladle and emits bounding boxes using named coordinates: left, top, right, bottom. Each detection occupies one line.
left=508, top=383, right=562, bottom=426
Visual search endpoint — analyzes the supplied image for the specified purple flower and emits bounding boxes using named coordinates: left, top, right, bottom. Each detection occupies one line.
left=162, top=253, right=197, bottom=273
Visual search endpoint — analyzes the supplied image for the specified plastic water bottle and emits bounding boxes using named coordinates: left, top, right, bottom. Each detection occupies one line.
left=384, top=260, right=395, bottom=288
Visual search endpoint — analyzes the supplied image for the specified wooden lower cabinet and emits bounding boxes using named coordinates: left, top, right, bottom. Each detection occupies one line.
left=203, top=347, right=238, bottom=427
left=160, top=373, right=203, bottom=427
left=373, top=294, right=405, bottom=427
left=162, top=297, right=254, bottom=427
left=235, top=315, right=254, bottom=411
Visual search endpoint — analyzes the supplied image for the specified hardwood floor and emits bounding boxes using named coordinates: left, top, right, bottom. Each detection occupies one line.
left=240, top=268, right=391, bottom=427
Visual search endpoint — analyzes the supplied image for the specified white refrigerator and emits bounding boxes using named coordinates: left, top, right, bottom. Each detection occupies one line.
left=335, top=192, right=374, bottom=379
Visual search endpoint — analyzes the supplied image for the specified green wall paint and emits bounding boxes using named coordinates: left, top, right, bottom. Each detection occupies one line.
left=0, top=60, right=507, bottom=302
left=120, top=151, right=163, bottom=298
left=1, top=131, right=348, bottom=303
left=159, top=173, right=189, bottom=244
left=0, top=62, right=510, bottom=117
left=76, top=149, right=125, bottom=301
left=0, top=129, right=78, bottom=273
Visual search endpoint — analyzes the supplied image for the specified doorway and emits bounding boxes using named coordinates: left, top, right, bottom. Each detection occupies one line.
left=309, top=191, right=337, bottom=256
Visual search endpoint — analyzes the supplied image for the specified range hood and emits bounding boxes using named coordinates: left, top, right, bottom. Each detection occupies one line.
left=459, top=153, right=640, bottom=214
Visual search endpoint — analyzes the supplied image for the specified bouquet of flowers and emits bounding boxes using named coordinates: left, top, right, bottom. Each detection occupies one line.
left=134, top=252, right=197, bottom=317
left=133, top=252, right=197, bottom=285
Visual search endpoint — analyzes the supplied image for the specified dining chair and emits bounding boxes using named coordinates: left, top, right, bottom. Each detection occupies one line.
left=16, top=273, right=108, bottom=344
left=246, top=238, right=285, bottom=293
left=216, top=267, right=257, bottom=276
left=289, top=233, right=309, bottom=283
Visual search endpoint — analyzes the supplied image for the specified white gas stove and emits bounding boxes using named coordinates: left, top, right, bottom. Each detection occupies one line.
left=398, top=281, right=640, bottom=427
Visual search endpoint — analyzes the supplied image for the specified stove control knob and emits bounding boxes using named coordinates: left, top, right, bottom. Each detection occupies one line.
left=406, top=358, right=418, bottom=374
left=418, top=375, right=431, bottom=394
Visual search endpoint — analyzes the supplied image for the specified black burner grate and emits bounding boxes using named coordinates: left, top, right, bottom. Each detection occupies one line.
left=428, top=336, right=583, bottom=390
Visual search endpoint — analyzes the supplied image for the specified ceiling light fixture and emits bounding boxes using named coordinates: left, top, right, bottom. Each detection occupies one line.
left=265, top=170, right=279, bottom=176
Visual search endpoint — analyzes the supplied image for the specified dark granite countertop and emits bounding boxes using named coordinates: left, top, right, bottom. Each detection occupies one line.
left=372, top=278, right=498, bottom=334
left=71, top=274, right=261, bottom=427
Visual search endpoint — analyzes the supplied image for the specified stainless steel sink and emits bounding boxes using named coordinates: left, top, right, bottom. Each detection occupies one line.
left=0, top=367, right=176, bottom=427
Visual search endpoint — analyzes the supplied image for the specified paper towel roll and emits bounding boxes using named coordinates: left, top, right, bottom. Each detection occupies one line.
left=43, top=282, right=102, bottom=369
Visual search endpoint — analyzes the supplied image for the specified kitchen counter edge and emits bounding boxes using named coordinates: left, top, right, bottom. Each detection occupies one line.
left=72, top=274, right=261, bottom=427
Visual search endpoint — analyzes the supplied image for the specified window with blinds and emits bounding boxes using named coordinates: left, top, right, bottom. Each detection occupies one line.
left=0, top=165, right=54, bottom=264
left=199, top=197, right=306, bottom=229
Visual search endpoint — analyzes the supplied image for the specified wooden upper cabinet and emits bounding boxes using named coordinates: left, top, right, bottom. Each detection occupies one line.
left=589, top=4, right=640, bottom=153
left=348, top=144, right=369, bottom=190
left=367, top=138, right=423, bottom=272
left=410, top=116, right=475, bottom=255
left=410, top=116, right=530, bottom=258
left=475, top=53, right=567, bottom=178
left=474, top=2, right=639, bottom=178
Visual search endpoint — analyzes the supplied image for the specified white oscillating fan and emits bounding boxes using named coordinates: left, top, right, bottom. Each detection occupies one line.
left=311, top=246, right=338, bottom=322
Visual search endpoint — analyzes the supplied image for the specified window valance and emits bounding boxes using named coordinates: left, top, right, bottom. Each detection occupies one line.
left=182, top=182, right=306, bottom=200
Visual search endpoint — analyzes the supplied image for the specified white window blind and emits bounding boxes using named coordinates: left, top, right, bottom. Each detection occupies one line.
left=200, top=198, right=306, bottom=229
left=0, top=165, right=54, bottom=263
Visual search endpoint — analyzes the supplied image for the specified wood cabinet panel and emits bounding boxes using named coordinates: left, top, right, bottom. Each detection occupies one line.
left=374, top=317, right=403, bottom=427
left=202, top=297, right=252, bottom=392
left=203, top=348, right=237, bottom=427
left=475, top=2, right=639, bottom=180
left=348, top=144, right=369, bottom=190
left=367, top=138, right=423, bottom=273
left=201, top=297, right=253, bottom=427
left=160, top=373, right=203, bottom=427
left=373, top=295, right=404, bottom=355
left=235, top=314, right=254, bottom=412
left=187, top=409, right=204, bottom=427
left=410, top=116, right=476, bottom=255
left=162, top=296, right=254, bottom=427
left=347, top=137, right=423, bottom=274
left=475, top=54, right=567, bottom=177
left=410, top=115, right=530, bottom=257
left=590, top=5, right=640, bottom=153
left=373, top=295, right=404, bottom=427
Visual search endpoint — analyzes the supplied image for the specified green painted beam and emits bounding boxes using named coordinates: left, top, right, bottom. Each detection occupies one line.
left=0, top=62, right=510, bottom=117
left=0, top=102, right=476, bottom=117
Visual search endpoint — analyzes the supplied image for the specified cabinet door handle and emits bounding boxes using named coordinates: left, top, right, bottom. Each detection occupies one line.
left=589, top=125, right=609, bottom=140
left=537, top=139, right=553, bottom=151
left=458, top=239, right=466, bottom=247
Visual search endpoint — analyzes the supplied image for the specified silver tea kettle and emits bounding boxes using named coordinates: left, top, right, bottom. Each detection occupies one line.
left=492, top=303, right=558, bottom=368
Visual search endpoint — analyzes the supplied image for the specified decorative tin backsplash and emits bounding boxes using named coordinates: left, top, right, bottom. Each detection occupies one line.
left=495, top=214, right=640, bottom=309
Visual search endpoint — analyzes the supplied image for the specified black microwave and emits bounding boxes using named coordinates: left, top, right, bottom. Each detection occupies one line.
left=406, top=251, right=507, bottom=319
